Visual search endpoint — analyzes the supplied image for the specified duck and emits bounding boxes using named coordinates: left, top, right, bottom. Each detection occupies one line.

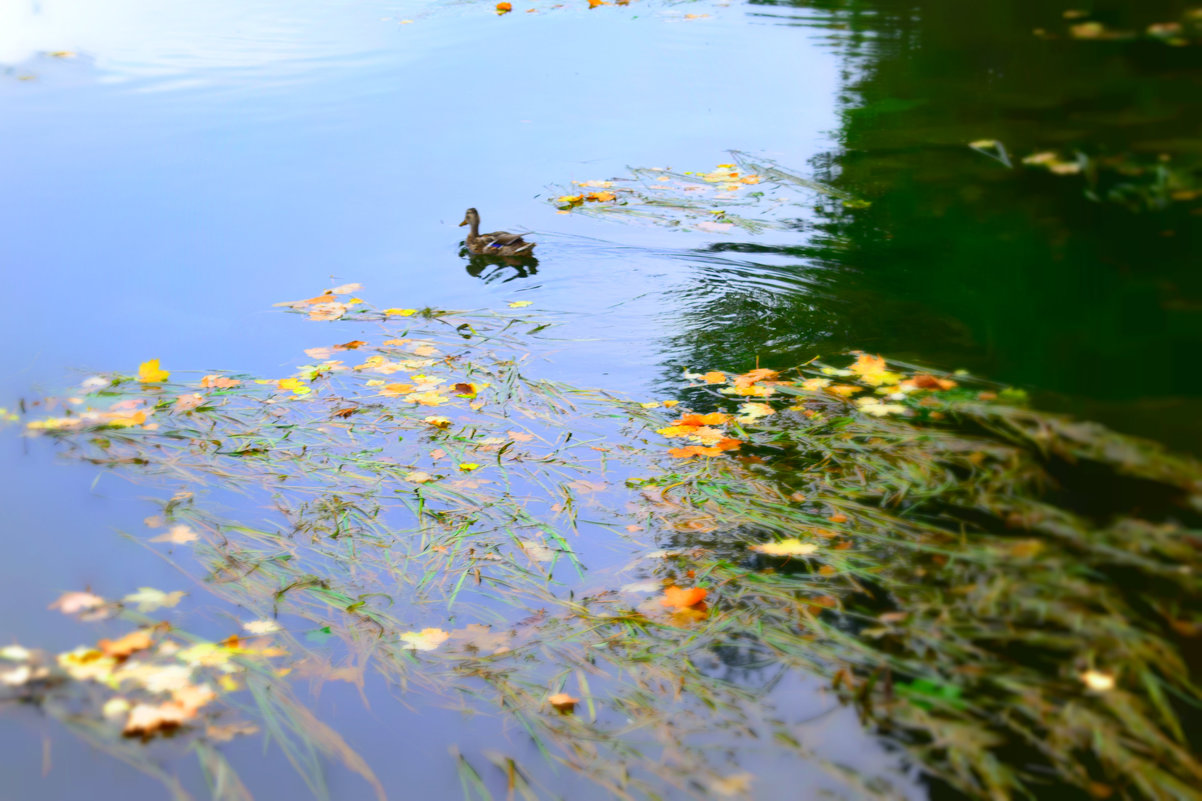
left=458, top=208, right=537, bottom=257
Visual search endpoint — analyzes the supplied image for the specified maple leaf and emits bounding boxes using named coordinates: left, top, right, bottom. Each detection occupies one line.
left=123, top=587, right=185, bottom=612
left=50, top=591, right=107, bottom=616
left=234, top=619, right=281, bottom=636
left=405, top=471, right=434, bottom=483
left=800, top=377, right=830, bottom=391
left=276, top=378, right=311, bottom=396
left=736, top=402, right=774, bottom=422
left=327, top=282, right=361, bottom=295
left=507, top=430, right=534, bottom=442
left=848, top=353, right=903, bottom=386
left=380, top=382, right=416, bottom=397
left=98, top=629, right=155, bottom=660
left=57, top=648, right=118, bottom=681
left=657, top=424, right=698, bottom=438
left=548, top=692, right=579, bottom=712
left=660, top=586, right=707, bottom=610
left=201, top=375, right=240, bottom=389
left=400, top=628, right=450, bottom=651
left=404, top=391, right=450, bottom=406
left=458, top=462, right=481, bottom=472
left=585, top=191, right=616, bottom=202
left=150, top=525, right=198, bottom=544
left=702, top=371, right=727, bottom=384
left=676, top=412, right=731, bottom=426
left=137, top=359, right=170, bottom=383
left=509, top=300, right=532, bottom=308
left=383, top=308, right=418, bottom=316
left=496, top=2, right=512, bottom=12
left=668, top=445, right=722, bottom=458
left=308, top=302, right=348, bottom=321
left=123, top=701, right=191, bottom=738
left=750, top=539, right=818, bottom=557
left=902, top=373, right=958, bottom=391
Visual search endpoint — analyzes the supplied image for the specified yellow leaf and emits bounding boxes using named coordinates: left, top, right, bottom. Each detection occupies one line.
left=423, top=416, right=451, bottom=428
left=137, top=359, right=170, bottom=383
left=749, top=539, right=818, bottom=557
left=400, top=628, right=449, bottom=651
left=848, top=353, right=903, bottom=386
left=404, top=391, right=449, bottom=406
left=405, top=471, right=434, bottom=483
left=458, top=462, right=481, bottom=472
left=509, top=300, right=533, bottom=308
left=276, top=378, right=310, bottom=395
left=1080, top=669, right=1115, bottom=692
left=384, top=308, right=418, bottom=316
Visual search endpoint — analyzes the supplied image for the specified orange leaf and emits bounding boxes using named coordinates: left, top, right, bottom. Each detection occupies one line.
left=714, top=437, right=742, bottom=451
left=496, top=1, right=512, bottom=12
left=201, top=375, right=240, bottom=389
left=660, top=586, right=707, bottom=610
left=668, top=445, right=722, bottom=458
left=702, top=371, right=726, bottom=384
left=733, top=368, right=778, bottom=389
left=676, top=412, right=730, bottom=426
left=548, top=692, right=579, bottom=712
left=903, top=373, right=958, bottom=391
left=98, top=630, right=154, bottom=660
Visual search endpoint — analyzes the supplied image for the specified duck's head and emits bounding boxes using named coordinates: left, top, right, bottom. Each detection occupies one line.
left=459, top=208, right=479, bottom=227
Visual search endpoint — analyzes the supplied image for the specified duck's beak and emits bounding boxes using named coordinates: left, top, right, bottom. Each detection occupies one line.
left=458, top=219, right=468, bottom=227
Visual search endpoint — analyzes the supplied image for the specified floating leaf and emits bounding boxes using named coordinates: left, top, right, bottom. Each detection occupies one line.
left=400, top=628, right=450, bottom=651
left=123, top=587, right=186, bottom=612
left=98, top=629, right=155, bottom=660
left=1080, top=670, right=1116, bottom=692
left=137, top=359, right=170, bottom=383
left=548, top=692, right=579, bottom=712
left=660, top=586, right=707, bottom=610
left=150, top=525, right=198, bottom=544
left=200, top=375, right=240, bottom=389
left=50, top=591, right=107, bottom=617
left=242, top=620, right=281, bottom=634
left=750, top=539, right=818, bottom=557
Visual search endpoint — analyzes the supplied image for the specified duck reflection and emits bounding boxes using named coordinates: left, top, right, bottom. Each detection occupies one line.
left=462, top=251, right=540, bottom=284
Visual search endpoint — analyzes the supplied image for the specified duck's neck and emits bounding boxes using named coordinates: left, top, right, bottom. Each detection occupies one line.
left=466, top=217, right=480, bottom=237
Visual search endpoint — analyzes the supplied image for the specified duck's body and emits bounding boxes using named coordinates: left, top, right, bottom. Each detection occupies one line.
left=459, top=208, right=537, bottom=257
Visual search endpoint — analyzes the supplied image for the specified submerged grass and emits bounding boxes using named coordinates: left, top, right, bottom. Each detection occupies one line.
left=6, top=288, right=1202, bottom=800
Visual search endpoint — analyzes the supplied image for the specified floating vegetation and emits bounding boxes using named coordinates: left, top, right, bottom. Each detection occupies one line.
left=1035, top=8, right=1202, bottom=46
left=964, top=142, right=1202, bottom=213
left=549, top=151, right=871, bottom=232
left=9, top=287, right=1202, bottom=800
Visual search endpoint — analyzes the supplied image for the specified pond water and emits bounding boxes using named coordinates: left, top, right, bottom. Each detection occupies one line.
left=2, top=0, right=1201, bottom=798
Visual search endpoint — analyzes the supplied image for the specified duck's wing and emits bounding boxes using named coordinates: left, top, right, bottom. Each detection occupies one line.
left=482, top=230, right=530, bottom=246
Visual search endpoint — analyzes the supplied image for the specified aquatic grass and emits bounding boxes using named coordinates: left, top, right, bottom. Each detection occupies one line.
left=10, top=295, right=1202, bottom=800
